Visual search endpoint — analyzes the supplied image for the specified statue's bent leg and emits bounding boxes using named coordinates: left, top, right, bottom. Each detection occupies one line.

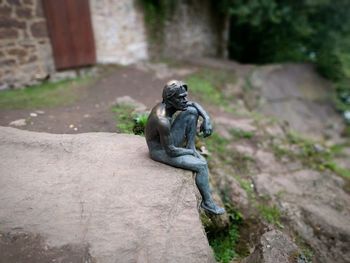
left=171, top=106, right=198, bottom=149
left=150, top=150, right=225, bottom=215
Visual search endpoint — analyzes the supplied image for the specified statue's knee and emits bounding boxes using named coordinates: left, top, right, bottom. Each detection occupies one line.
left=196, top=161, right=208, bottom=173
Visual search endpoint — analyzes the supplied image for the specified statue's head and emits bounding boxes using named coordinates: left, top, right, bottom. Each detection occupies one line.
left=162, top=80, right=188, bottom=110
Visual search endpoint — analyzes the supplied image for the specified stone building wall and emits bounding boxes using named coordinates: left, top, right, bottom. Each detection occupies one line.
left=89, top=0, right=149, bottom=65
left=0, top=0, right=55, bottom=90
left=162, top=0, right=223, bottom=59
left=0, top=0, right=224, bottom=89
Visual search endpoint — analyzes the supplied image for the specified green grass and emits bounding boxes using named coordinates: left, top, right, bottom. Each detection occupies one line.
left=112, top=104, right=136, bottom=134
left=0, top=77, right=90, bottom=109
left=236, top=177, right=254, bottom=197
left=271, top=131, right=350, bottom=180
left=206, top=206, right=243, bottom=263
left=209, top=226, right=240, bottom=263
left=185, top=69, right=236, bottom=107
left=112, top=104, right=149, bottom=135
left=230, top=128, right=255, bottom=140
left=205, top=133, right=229, bottom=156
left=257, top=204, right=283, bottom=227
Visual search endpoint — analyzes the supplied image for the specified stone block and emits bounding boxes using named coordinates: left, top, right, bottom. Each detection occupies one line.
left=35, top=0, right=43, bottom=17
left=7, top=47, right=27, bottom=57
left=0, top=58, right=16, bottom=67
left=22, top=0, right=33, bottom=5
left=0, top=6, right=11, bottom=16
left=7, top=0, right=20, bottom=5
left=0, top=17, right=25, bottom=29
left=0, top=28, right=18, bottom=39
left=16, top=7, right=32, bottom=18
left=30, top=20, right=47, bottom=38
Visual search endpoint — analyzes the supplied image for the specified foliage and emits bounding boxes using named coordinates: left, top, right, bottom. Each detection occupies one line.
left=206, top=205, right=243, bottom=263
left=219, top=0, right=350, bottom=122
left=112, top=104, right=149, bottom=135
left=137, top=0, right=176, bottom=45
left=0, top=78, right=90, bottom=109
left=133, top=113, right=149, bottom=135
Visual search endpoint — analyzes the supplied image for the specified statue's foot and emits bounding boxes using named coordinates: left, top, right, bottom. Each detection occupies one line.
left=201, top=201, right=225, bottom=215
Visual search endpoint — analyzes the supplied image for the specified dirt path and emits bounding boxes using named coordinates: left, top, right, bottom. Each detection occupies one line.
left=0, top=65, right=169, bottom=134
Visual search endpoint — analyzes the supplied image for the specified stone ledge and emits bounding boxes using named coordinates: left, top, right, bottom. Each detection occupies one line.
left=0, top=127, right=214, bottom=263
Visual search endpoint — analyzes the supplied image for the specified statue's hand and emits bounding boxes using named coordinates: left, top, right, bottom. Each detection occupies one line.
left=200, top=119, right=212, bottom=137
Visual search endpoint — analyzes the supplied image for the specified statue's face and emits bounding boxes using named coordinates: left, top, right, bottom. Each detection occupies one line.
left=169, top=87, right=188, bottom=111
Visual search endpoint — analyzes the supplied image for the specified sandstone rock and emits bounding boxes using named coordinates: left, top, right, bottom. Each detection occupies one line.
left=9, top=118, right=26, bottom=127
left=231, top=143, right=255, bottom=157
left=241, top=230, right=299, bottom=263
left=248, top=64, right=344, bottom=140
left=254, top=170, right=350, bottom=263
left=254, top=150, right=286, bottom=174
left=215, top=116, right=256, bottom=133
left=213, top=168, right=249, bottom=214
left=0, top=127, right=214, bottom=263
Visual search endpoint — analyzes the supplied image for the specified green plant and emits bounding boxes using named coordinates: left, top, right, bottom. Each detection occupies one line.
left=112, top=104, right=149, bottom=135
left=133, top=113, right=149, bottom=135
left=206, top=205, right=243, bottom=263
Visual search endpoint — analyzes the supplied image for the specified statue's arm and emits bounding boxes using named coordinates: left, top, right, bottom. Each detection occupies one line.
left=158, top=119, right=194, bottom=157
left=188, top=101, right=213, bottom=137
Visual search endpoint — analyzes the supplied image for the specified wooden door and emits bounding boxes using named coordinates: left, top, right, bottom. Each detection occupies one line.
left=42, top=0, right=96, bottom=70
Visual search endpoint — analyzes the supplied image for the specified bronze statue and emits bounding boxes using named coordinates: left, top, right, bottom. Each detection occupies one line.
left=145, top=80, right=225, bottom=215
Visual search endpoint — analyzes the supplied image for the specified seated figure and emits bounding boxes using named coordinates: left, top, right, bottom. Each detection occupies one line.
left=145, top=80, right=225, bottom=215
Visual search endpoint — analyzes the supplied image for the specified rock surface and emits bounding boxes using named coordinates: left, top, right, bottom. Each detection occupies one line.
left=0, top=127, right=214, bottom=263
left=242, top=230, right=299, bottom=263
left=254, top=170, right=350, bottom=263
left=248, top=64, right=344, bottom=140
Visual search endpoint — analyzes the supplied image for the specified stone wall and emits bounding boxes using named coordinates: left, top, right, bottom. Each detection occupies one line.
left=0, top=0, right=225, bottom=89
left=89, top=0, right=149, bottom=65
left=162, top=0, right=224, bottom=59
left=0, top=0, right=55, bottom=90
